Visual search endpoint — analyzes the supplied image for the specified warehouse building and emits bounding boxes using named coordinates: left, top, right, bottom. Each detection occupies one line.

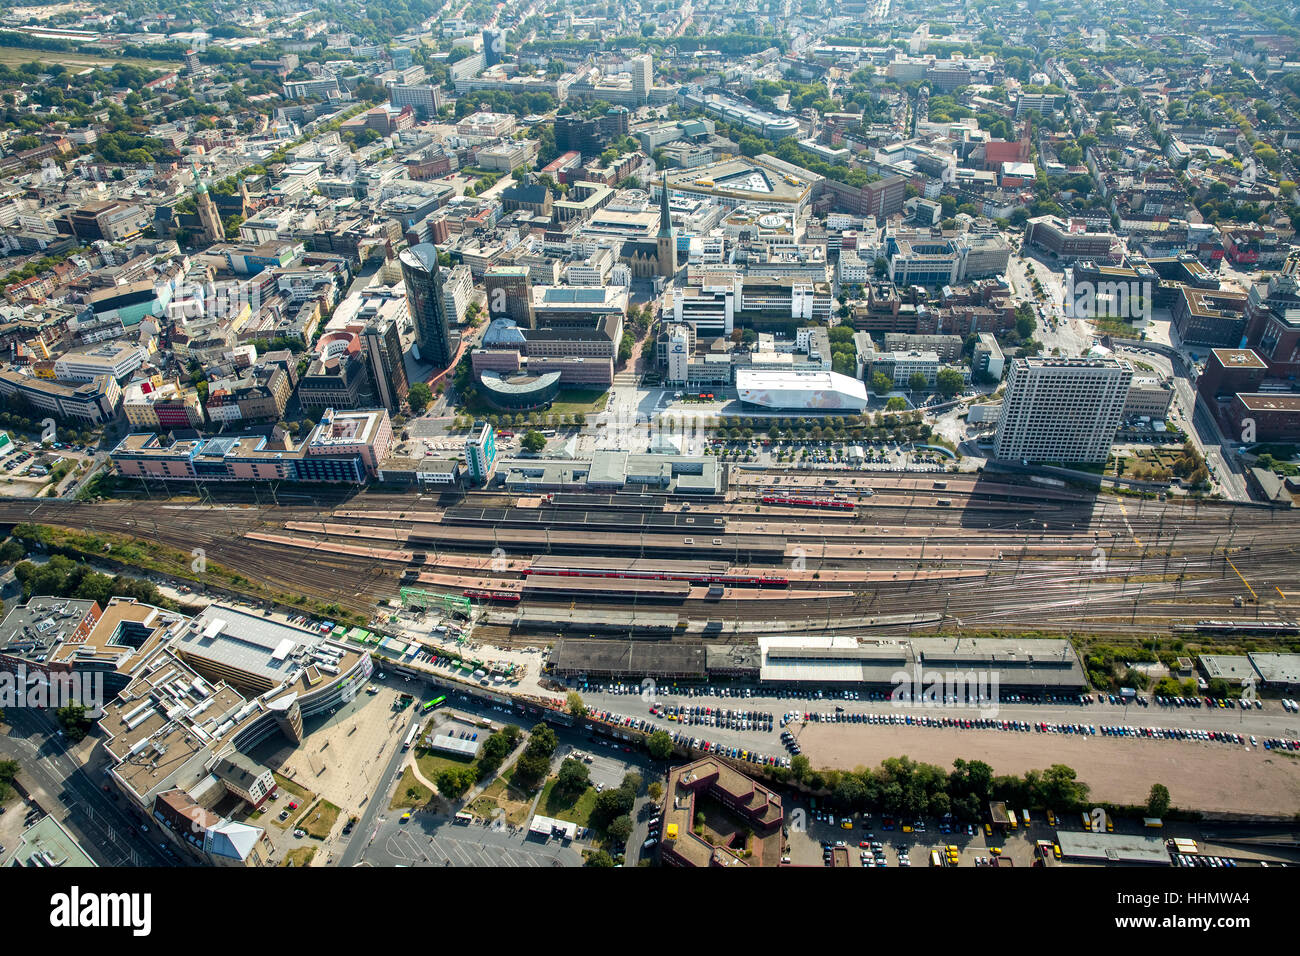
left=1055, top=831, right=1171, bottom=866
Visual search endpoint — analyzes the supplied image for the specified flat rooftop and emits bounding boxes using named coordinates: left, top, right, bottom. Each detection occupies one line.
left=1211, top=348, right=1267, bottom=369
left=1235, top=393, right=1300, bottom=412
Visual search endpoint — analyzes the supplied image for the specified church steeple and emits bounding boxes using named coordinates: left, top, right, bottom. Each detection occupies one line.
left=658, top=173, right=672, bottom=237
left=655, top=172, right=676, bottom=278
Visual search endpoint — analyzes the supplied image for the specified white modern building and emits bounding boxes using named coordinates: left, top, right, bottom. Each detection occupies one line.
left=993, top=357, right=1132, bottom=463
left=736, top=368, right=869, bottom=412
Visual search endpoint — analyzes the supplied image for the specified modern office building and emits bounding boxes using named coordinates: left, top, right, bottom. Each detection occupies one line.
left=400, top=243, right=454, bottom=370
left=465, top=419, right=497, bottom=484
left=1023, top=215, right=1118, bottom=262
left=482, top=28, right=505, bottom=68
left=361, top=318, right=409, bottom=414
left=484, top=265, right=535, bottom=328
left=736, top=368, right=869, bottom=411
left=972, top=333, right=1005, bottom=381
left=994, top=357, right=1132, bottom=463
left=1172, top=287, right=1249, bottom=349
left=660, top=758, right=784, bottom=868
left=1197, top=348, right=1268, bottom=401
left=389, top=83, right=444, bottom=119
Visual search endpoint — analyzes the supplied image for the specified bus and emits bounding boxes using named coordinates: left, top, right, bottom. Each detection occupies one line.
left=454, top=811, right=474, bottom=825
left=1007, top=814, right=1017, bottom=831
left=421, top=695, right=446, bottom=713
left=1021, top=810, right=1031, bottom=827
left=402, top=724, right=420, bottom=751
left=930, top=849, right=943, bottom=867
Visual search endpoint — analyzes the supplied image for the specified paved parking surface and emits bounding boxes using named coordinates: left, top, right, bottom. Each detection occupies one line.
left=361, top=812, right=579, bottom=868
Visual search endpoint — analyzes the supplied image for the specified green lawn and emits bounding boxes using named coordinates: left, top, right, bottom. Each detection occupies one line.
left=414, top=750, right=476, bottom=783
left=538, top=779, right=599, bottom=827
left=390, top=767, right=434, bottom=810
left=548, top=388, right=608, bottom=415
left=295, top=799, right=342, bottom=839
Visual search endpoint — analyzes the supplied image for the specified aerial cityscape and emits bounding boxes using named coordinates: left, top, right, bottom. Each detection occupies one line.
left=0, top=0, right=1296, bottom=905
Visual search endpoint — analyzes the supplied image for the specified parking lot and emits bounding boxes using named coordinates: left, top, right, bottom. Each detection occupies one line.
left=784, top=803, right=1045, bottom=868
left=362, top=811, right=581, bottom=868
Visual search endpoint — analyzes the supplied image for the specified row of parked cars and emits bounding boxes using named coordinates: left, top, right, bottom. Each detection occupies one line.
left=588, top=708, right=659, bottom=735
left=1174, top=855, right=1237, bottom=868
left=1, top=448, right=33, bottom=472
left=669, top=730, right=790, bottom=767
left=663, top=704, right=774, bottom=732
left=1158, top=695, right=1262, bottom=710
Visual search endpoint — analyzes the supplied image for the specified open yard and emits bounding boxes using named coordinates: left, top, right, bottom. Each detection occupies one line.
left=803, top=723, right=1300, bottom=817
left=294, top=798, right=342, bottom=839
left=548, top=388, right=608, bottom=415
left=466, top=766, right=535, bottom=826
left=0, top=45, right=178, bottom=72
left=537, top=778, right=599, bottom=827
left=390, top=767, right=434, bottom=810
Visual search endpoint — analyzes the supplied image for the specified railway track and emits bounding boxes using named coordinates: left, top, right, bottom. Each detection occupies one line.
left=1, top=490, right=1295, bottom=638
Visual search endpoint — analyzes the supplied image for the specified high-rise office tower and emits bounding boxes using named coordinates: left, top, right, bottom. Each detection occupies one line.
left=484, top=265, right=535, bottom=328
left=483, top=28, right=506, bottom=68
left=400, top=244, right=454, bottom=370
left=362, top=319, right=409, bottom=414
left=994, top=356, right=1132, bottom=463
left=631, top=53, right=652, bottom=103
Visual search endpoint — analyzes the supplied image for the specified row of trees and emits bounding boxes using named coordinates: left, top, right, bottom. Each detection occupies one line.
left=511, top=722, right=560, bottom=790
left=784, top=754, right=1092, bottom=822
left=11, top=553, right=174, bottom=610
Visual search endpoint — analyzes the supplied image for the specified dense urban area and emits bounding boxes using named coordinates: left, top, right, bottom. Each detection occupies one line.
left=0, top=0, right=1296, bottom=893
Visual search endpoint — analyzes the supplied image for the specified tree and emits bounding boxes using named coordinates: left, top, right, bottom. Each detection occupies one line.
left=436, top=765, right=476, bottom=799
left=908, top=372, right=928, bottom=392
left=618, top=332, right=634, bottom=363
left=521, top=430, right=547, bottom=453
left=935, top=368, right=964, bottom=398
left=621, top=771, right=642, bottom=795
left=870, top=372, right=893, bottom=395
left=55, top=703, right=91, bottom=742
left=556, top=757, right=590, bottom=795
left=408, top=382, right=433, bottom=414
left=647, top=781, right=664, bottom=801
left=513, top=750, right=552, bottom=788
left=593, top=786, right=635, bottom=823
left=1146, top=783, right=1171, bottom=818
left=567, top=691, right=588, bottom=717
left=585, top=850, right=615, bottom=867
left=647, top=730, right=674, bottom=760
left=607, top=814, right=634, bottom=843
left=528, top=722, right=558, bottom=756
left=791, top=755, right=810, bottom=781
left=885, top=396, right=909, bottom=411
